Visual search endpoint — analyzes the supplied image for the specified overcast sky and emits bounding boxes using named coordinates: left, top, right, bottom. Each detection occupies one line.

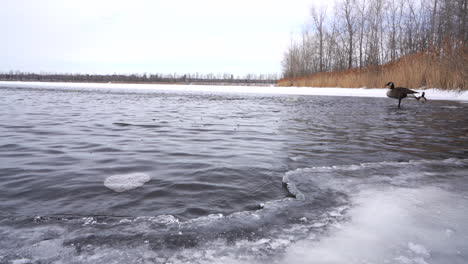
left=1, top=0, right=323, bottom=75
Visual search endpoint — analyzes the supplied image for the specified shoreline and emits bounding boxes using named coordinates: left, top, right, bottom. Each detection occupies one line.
left=1, top=80, right=467, bottom=101
left=0, top=79, right=276, bottom=87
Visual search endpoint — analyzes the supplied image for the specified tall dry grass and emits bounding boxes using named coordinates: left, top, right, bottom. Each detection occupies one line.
left=278, top=46, right=467, bottom=90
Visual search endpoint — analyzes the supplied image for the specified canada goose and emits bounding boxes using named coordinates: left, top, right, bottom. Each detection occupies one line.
left=385, top=82, right=419, bottom=108
left=416, top=92, right=427, bottom=103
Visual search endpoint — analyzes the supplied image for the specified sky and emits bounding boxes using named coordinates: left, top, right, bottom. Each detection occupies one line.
left=1, top=0, right=323, bottom=76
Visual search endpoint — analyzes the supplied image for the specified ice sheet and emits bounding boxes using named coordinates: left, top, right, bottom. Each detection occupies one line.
left=1, top=81, right=467, bottom=101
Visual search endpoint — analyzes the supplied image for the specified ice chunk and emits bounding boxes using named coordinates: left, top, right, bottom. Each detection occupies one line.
left=104, top=172, right=150, bottom=192
left=408, top=242, right=430, bottom=257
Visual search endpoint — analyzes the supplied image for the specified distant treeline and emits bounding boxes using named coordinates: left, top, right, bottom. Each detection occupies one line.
left=281, top=0, right=466, bottom=90
left=0, top=72, right=278, bottom=86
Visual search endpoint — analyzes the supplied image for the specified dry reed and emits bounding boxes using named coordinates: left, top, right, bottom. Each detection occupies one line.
left=278, top=46, right=467, bottom=90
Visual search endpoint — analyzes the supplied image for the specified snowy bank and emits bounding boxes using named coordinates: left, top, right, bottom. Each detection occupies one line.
left=1, top=81, right=467, bottom=101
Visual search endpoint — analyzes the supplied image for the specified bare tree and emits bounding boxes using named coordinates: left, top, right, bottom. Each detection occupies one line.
left=336, top=0, right=358, bottom=69
left=355, top=0, right=368, bottom=67
left=311, top=4, right=328, bottom=72
left=281, top=0, right=466, bottom=83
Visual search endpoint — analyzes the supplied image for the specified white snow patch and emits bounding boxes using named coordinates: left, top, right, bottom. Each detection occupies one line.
left=104, top=172, right=151, bottom=192
left=1, top=81, right=467, bottom=101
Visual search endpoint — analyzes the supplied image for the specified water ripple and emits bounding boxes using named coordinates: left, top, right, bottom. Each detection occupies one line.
left=0, top=86, right=467, bottom=221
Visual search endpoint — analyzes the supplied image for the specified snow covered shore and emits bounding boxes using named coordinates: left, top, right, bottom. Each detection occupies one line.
left=1, top=81, right=467, bottom=101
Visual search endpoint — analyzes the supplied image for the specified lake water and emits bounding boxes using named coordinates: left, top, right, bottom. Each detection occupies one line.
left=1, top=84, right=467, bottom=264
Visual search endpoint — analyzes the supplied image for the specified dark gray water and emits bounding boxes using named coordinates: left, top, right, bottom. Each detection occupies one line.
left=1, top=84, right=467, bottom=264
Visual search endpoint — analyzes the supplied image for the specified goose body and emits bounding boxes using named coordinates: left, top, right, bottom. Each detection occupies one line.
left=385, top=82, right=419, bottom=108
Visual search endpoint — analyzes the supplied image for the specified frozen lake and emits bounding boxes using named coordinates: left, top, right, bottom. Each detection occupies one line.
left=1, top=83, right=467, bottom=264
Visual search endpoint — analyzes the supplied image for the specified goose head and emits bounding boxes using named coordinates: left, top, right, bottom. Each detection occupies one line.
left=385, top=82, right=395, bottom=89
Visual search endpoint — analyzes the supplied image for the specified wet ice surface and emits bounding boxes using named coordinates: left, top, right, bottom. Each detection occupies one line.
left=0, top=84, right=467, bottom=263
left=283, top=159, right=468, bottom=264
left=283, top=186, right=468, bottom=264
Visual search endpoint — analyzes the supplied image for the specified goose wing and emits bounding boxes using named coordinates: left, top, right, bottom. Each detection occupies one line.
left=397, top=87, right=418, bottom=94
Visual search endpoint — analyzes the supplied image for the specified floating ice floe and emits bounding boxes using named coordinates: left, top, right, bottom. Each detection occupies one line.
left=104, top=172, right=151, bottom=192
